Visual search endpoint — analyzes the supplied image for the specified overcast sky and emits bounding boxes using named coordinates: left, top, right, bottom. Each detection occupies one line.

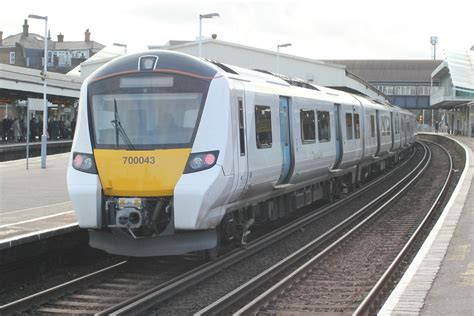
left=2, top=0, right=473, bottom=60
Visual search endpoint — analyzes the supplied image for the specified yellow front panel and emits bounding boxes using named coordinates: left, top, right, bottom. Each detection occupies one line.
left=94, top=148, right=191, bottom=197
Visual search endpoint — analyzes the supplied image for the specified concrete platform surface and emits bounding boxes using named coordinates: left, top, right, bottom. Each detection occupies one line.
left=379, top=134, right=474, bottom=315
left=0, top=153, right=78, bottom=249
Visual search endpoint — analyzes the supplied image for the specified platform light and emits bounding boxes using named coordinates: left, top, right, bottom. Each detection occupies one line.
left=276, top=43, right=292, bottom=74
left=113, top=42, right=127, bottom=55
left=199, top=12, right=220, bottom=58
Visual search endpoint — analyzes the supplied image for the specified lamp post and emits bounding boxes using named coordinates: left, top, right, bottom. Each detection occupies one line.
left=29, top=14, right=48, bottom=168
left=430, top=36, right=438, bottom=60
left=430, top=36, right=438, bottom=130
left=113, top=42, right=127, bottom=54
left=276, top=43, right=292, bottom=73
left=199, top=12, right=220, bottom=58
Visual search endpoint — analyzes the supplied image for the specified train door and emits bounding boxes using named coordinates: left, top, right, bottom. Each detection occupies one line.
left=333, top=103, right=343, bottom=169
left=375, top=110, right=381, bottom=157
left=390, top=112, right=395, bottom=152
left=277, top=96, right=293, bottom=184
left=229, top=81, right=248, bottom=200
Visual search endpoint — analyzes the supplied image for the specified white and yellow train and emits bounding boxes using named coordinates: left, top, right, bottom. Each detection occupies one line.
left=67, top=50, right=416, bottom=257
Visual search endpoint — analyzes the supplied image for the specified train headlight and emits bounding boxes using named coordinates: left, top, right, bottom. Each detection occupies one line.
left=184, top=151, right=219, bottom=173
left=72, top=152, right=97, bottom=174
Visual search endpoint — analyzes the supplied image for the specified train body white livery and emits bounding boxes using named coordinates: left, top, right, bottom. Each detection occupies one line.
left=67, top=50, right=416, bottom=256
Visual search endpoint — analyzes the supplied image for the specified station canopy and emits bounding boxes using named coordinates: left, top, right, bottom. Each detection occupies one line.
left=445, top=50, right=474, bottom=93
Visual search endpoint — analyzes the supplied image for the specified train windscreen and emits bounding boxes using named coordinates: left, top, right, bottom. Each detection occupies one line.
left=88, top=73, right=210, bottom=149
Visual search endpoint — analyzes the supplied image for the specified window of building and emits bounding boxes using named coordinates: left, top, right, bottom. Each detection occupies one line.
left=255, top=105, right=272, bottom=148
left=345, top=113, right=353, bottom=140
left=300, top=109, right=316, bottom=143
left=384, top=86, right=394, bottom=95
left=354, top=113, right=360, bottom=139
left=317, top=111, right=331, bottom=142
left=9, top=52, right=15, bottom=64
left=370, top=115, right=375, bottom=137
left=48, top=51, right=53, bottom=66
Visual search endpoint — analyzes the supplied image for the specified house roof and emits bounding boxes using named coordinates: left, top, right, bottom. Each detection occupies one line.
left=1, top=32, right=105, bottom=51
left=325, top=59, right=442, bottom=84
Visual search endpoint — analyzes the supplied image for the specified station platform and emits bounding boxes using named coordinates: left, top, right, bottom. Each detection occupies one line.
left=0, top=140, right=72, bottom=162
left=380, top=134, right=474, bottom=315
left=0, top=153, right=78, bottom=250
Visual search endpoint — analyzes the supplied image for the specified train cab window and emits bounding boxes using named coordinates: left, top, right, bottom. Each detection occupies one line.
left=300, top=110, right=316, bottom=143
left=317, top=111, right=331, bottom=142
left=370, top=115, right=375, bottom=137
left=345, top=113, right=353, bottom=140
left=354, top=113, right=360, bottom=139
left=255, top=105, right=272, bottom=149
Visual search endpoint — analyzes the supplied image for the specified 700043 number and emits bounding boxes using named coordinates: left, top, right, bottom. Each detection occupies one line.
left=123, top=156, right=156, bottom=164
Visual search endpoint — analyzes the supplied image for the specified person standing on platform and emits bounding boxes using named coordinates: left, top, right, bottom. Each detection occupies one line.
left=37, top=117, right=43, bottom=141
left=3, top=116, right=11, bottom=143
left=71, top=117, right=76, bottom=139
left=12, top=118, right=21, bottom=142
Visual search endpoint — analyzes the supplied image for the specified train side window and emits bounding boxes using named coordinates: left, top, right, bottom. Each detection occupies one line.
left=381, top=117, right=391, bottom=136
left=300, top=109, right=316, bottom=144
left=354, top=113, right=360, bottom=139
left=317, top=111, right=331, bottom=142
left=370, top=115, right=375, bottom=137
left=255, top=105, right=272, bottom=149
left=238, top=99, right=245, bottom=155
left=345, top=113, right=353, bottom=140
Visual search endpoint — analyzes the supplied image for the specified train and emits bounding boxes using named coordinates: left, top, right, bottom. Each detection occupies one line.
left=67, top=50, right=416, bottom=257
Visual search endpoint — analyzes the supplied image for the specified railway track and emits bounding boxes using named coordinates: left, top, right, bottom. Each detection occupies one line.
left=0, top=144, right=420, bottom=315
left=195, top=140, right=454, bottom=315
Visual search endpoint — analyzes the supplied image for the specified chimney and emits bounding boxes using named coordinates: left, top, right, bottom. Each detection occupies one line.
left=48, top=30, right=51, bottom=40
left=57, top=32, right=64, bottom=42
left=84, top=29, right=90, bottom=42
left=22, top=19, right=29, bottom=37
left=0, top=31, right=3, bottom=45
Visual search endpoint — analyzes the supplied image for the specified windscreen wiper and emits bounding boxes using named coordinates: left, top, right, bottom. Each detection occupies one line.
left=111, top=99, right=135, bottom=150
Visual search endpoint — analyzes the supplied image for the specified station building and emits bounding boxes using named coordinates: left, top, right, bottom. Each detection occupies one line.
left=430, top=48, right=474, bottom=136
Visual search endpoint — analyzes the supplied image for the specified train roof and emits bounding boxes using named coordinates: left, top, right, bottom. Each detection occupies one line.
left=86, top=50, right=413, bottom=117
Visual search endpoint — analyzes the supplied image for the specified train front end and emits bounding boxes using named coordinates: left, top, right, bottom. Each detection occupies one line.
left=67, top=51, right=230, bottom=256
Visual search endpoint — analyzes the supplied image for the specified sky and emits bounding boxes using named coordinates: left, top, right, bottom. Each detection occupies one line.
left=2, top=0, right=473, bottom=60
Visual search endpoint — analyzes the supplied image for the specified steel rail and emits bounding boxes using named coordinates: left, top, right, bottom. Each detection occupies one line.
left=100, top=147, right=419, bottom=315
left=354, top=140, right=454, bottom=315
left=230, top=142, right=431, bottom=315
left=0, top=261, right=128, bottom=315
